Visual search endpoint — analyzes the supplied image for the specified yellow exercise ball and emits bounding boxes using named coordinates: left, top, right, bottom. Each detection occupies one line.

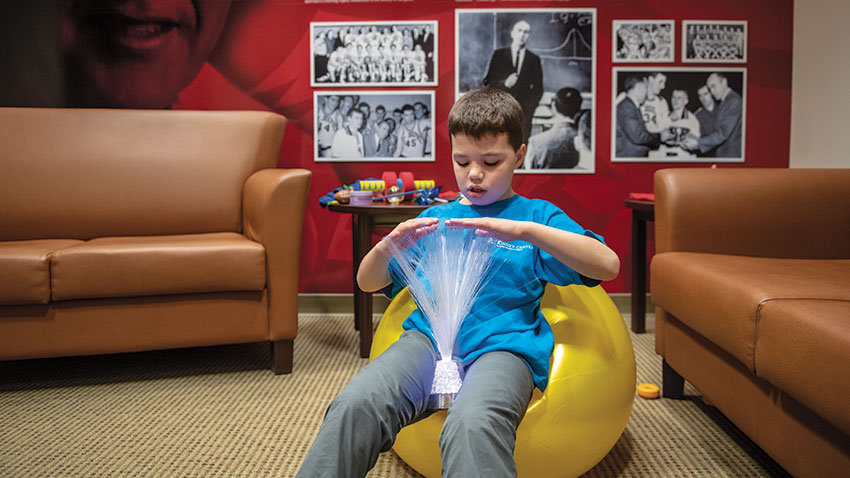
left=369, top=283, right=636, bottom=478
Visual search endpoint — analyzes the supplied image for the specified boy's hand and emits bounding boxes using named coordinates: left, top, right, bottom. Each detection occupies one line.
left=360, top=217, right=438, bottom=292
left=382, top=217, right=440, bottom=251
left=445, top=217, right=527, bottom=242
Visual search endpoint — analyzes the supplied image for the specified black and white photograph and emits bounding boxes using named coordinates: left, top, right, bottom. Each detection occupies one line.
left=612, top=20, right=674, bottom=63
left=611, top=67, right=746, bottom=163
left=311, top=21, right=437, bottom=87
left=682, top=21, right=747, bottom=63
left=456, top=8, right=597, bottom=174
left=314, top=91, right=435, bottom=162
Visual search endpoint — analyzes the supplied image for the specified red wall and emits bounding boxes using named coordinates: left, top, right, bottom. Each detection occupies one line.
left=174, top=0, right=793, bottom=294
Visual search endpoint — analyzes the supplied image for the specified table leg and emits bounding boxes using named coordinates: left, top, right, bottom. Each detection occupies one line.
left=631, top=212, right=647, bottom=333
left=353, top=214, right=374, bottom=358
left=351, top=215, right=360, bottom=332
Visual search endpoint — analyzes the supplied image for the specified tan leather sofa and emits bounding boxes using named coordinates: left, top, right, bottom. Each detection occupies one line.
left=0, top=108, right=311, bottom=374
left=651, top=168, right=850, bottom=477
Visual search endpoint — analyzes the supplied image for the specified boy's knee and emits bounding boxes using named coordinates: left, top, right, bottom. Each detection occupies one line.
left=325, top=388, right=397, bottom=449
left=327, top=386, right=371, bottom=421
left=440, top=402, right=520, bottom=443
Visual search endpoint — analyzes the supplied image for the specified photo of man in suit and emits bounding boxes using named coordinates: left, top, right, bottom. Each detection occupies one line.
left=682, top=72, right=742, bottom=157
left=616, top=74, right=673, bottom=157
left=483, top=20, right=544, bottom=142
left=363, top=119, right=395, bottom=157
left=362, top=119, right=381, bottom=157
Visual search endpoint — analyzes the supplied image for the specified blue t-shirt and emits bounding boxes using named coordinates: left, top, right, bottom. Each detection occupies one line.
left=385, top=194, right=604, bottom=391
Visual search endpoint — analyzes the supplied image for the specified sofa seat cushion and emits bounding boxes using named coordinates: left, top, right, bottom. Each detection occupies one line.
left=651, top=252, right=850, bottom=371
left=0, top=239, right=84, bottom=305
left=51, top=233, right=266, bottom=301
left=755, top=299, right=850, bottom=436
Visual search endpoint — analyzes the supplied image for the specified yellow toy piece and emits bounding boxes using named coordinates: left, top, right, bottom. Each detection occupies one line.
left=369, top=283, right=636, bottom=478
left=358, top=180, right=385, bottom=192
left=637, top=383, right=660, bottom=399
left=413, top=179, right=436, bottom=190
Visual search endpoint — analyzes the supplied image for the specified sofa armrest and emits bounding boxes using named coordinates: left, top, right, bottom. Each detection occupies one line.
left=243, top=168, right=312, bottom=340
left=654, top=168, right=850, bottom=258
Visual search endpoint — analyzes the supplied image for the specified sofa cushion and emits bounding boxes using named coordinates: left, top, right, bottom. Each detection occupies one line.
left=755, top=299, right=850, bottom=436
left=651, top=252, right=850, bottom=371
left=51, top=233, right=266, bottom=301
left=0, top=239, right=83, bottom=305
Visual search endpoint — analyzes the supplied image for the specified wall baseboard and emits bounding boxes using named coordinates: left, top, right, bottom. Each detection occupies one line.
left=298, top=293, right=653, bottom=316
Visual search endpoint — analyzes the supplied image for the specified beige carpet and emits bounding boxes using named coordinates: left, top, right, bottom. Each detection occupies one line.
left=0, top=313, right=789, bottom=477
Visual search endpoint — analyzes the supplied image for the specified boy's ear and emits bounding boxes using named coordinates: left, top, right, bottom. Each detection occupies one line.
left=514, top=144, right=527, bottom=170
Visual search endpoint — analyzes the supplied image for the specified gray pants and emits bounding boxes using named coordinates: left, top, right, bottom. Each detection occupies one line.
left=297, top=330, right=534, bottom=478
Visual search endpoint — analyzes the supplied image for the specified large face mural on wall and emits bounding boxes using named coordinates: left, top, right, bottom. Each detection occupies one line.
left=60, top=0, right=234, bottom=108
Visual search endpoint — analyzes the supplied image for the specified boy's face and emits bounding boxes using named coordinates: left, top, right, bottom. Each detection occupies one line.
left=451, top=133, right=525, bottom=206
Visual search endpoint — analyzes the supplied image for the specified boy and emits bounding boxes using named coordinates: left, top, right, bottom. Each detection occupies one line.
left=298, top=88, right=619, bottom=477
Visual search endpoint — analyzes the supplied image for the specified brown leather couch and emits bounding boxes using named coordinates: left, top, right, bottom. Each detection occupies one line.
left=651, top=168, right=850, bottom=477
left=0, top=108, right=311, bottom=374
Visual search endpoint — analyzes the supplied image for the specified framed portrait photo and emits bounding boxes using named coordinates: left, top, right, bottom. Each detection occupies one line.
left=314, top=91, right=435, bottom=163
left=612, top=20, right=675, bottom=63
left=682, top=20, right=747, bottom=63
left=611, top=67, right=746, bottom=163
left=310, top=21, right=438, bottom=87
left=456, top=8, right=597, bottom=174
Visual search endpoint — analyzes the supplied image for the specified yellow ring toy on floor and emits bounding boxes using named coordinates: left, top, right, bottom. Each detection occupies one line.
left=369, top=283, right=636, bottom=478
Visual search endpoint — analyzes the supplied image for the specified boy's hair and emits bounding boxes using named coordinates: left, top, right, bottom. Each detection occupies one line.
left=448, top=88, right=524, bottom=152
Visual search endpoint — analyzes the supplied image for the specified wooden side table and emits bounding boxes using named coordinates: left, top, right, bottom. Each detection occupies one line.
left=327, top=203, right=430, bottom=357
left=624, top=198, right=655, bottom=333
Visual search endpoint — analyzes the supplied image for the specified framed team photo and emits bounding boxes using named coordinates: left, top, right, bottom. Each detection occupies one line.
left=456, top=8, right=597, bottom=174
left=314, top=91, right=435, bottom=162
left=611, top=67, right=746, bottom=163
left=612, top=20, right=675, bottom=63
left=682, top=20, right=747, bottom=63
left=310, top=21, right=438, bottom=87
